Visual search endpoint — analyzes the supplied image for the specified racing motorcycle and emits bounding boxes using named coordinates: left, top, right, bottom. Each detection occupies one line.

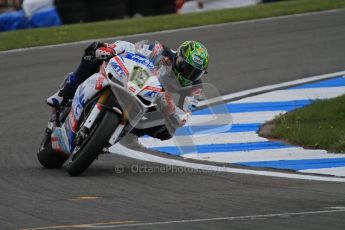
left=37, top=40, right=171, bottom=176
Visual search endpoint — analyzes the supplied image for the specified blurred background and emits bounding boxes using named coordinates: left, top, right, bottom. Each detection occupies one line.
left=0, top=0, right=278, bottom=31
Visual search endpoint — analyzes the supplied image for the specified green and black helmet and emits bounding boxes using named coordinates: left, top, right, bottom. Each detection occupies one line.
left=173, top=41, right=209, bottom=87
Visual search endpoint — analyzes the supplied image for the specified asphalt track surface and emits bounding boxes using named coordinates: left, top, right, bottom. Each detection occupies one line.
left=0, top=9, right=345, bottom=230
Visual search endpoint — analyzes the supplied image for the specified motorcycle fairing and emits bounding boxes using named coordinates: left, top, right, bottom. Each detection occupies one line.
left=50, top=52, right=164, bottom=155
left=72, top=73, right=109, bottom=121
left=51, top=122, right=72, bottom=154
left=106, top=54, right=163, bottom=100
left=51, top=73, right=109, bottom=154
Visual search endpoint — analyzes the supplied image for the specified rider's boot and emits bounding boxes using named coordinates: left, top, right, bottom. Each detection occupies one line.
left=46, top=72, right=81, bottom=108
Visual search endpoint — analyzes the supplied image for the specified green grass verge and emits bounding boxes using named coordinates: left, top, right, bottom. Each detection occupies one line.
left=261, top=95, right=345, bottom=153
left=0, top=0, right=345, bottom=51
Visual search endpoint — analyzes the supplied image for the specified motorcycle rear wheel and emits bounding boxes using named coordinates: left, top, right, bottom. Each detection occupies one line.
left=37, top=136, right=69, bottom=168
left=66, top=111, right=120, bottom=176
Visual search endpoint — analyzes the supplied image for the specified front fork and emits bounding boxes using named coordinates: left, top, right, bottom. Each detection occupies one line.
left=82, top=89, right=111, bottom=130
left=74, top=89, right=126, bottom=154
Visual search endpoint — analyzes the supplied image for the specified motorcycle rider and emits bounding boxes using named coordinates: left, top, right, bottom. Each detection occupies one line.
left=46, top=40, right=209, bottom=140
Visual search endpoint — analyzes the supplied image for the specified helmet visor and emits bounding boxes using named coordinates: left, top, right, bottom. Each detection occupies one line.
left=175, top=56, right=205, bottom=82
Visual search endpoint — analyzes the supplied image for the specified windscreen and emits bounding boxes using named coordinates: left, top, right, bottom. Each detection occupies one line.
left=110, top=41, right=233, bottom=157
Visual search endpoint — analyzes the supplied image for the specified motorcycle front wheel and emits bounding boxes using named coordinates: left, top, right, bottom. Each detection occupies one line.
left=66, top=111, right=120, bottom=176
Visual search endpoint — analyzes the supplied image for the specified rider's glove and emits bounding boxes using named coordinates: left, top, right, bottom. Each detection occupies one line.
left=183, top=96, right=198, bottom=113
left=84, top=41, right=106, bottom=56
left=172, top=108, right=190, bottom=127
left=95, top=47, right=116, bottom=61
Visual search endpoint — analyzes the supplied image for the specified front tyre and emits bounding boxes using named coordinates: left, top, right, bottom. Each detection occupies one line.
left=66, top=111, right=120, bottom=176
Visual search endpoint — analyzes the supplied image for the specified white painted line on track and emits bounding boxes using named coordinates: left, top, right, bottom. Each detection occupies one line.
left=1, top=8, right=344, bottom=55
left=188, top=110, right=286, bottom=125
left=182, top=148, right=339, bottom=163
left=237, top=86, right=345, bottom=103
left=110, top=144, right=345, bottom=183
left=198, top=71, right=345, bottom=106
left=139, top=131, right=267, bottom=147
left=300, top=167, right=345, bottom=177
left=90, top=207, right=345, bottom=228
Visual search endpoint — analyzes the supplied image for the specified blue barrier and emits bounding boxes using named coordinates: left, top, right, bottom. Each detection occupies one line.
left=0, top=10, right=29, bottom=31
left=0, top=7, right=62, bottom=32
left=30, top=7, right=62, bottom=28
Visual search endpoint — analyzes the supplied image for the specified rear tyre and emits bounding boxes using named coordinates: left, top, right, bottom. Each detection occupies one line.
left=66, top=111, right=120, bottom=176
left=37, top=137, right=68, bottom=168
